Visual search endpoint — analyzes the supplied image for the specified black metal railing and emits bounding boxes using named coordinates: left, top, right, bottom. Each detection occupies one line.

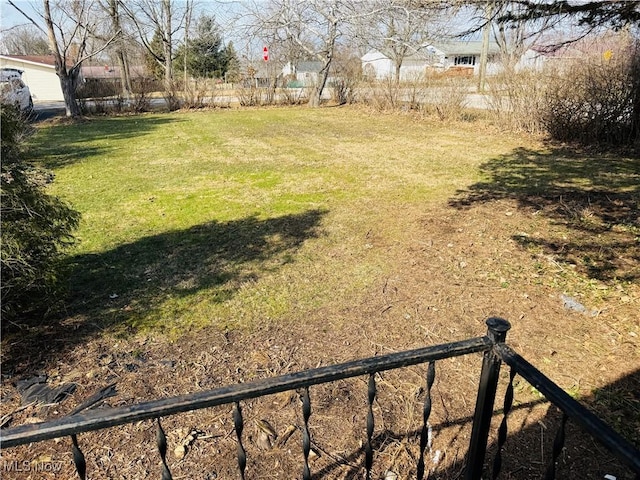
left=1, top=317, right=639, bottom=480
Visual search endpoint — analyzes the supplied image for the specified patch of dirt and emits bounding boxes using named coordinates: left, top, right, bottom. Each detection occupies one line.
left=2, top=199, right=638, bottom=479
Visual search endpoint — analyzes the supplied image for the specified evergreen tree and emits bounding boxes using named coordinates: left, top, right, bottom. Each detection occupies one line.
left=223, top=41, right=241, bottom=82
left=176, top=14, right=229, bottom=78
left=144, top=29, right=166, bottom=81
left=1, top=106, right=79, bottom=321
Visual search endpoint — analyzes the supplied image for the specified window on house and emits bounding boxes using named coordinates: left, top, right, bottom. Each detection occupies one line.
left=454, top=56, right=476, bottom=66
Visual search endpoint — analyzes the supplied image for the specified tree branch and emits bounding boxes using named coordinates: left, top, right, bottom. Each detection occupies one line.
left=7, top=0, right=48, bottom=36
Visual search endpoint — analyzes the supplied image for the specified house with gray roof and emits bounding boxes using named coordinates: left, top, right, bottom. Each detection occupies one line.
left=361, top=41, right=500, bottom=80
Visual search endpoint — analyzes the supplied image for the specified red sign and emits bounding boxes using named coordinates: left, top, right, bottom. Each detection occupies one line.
left=263, top=46, right=269, bottom=62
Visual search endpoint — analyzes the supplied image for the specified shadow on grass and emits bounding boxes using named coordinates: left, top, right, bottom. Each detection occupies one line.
left=30, top=115, right=182, bottom=169
left=2, top=209, right=326, bottom=374
left=449, top=146, right=640, bottom=283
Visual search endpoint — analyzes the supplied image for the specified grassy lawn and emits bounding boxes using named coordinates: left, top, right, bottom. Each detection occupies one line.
left=3, top=106, right=638, bottom=479
left=33, top=108, right=528, bottom=335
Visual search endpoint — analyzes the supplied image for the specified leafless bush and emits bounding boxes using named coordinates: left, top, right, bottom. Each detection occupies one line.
left=278, top=87, right=309, bottom=105
left=488, top=37, right=640, bottom=146
left=357, top=76, right=401, bottom=111
left=542, top=44, right=639, bottom=145
left=330, top=76, right=357, bottom=105
left=403, top=72, right=428, bottom=111
left=263, top=79, right=278, bottom=105
left=182, top=78, right=210, bottom=109
left=379, top=76, right=401, bottom=109
left=237, top=85, right=264, bottom=106
left=209, top=83, right=231, bottom=108
left=163, top=80, right=182, bottom=111
left=76, top=80, right=119, bottom=99
left=129, top=77, right=155, bottom=113
left=422, top=77, right=469, bottom=121
left=355, top=73, right=470, bottom=120
left=486, top=69, right=547, bottom=134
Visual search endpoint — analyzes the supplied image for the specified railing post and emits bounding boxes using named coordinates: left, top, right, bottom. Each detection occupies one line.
left=464, top=317, right=511, bottom=480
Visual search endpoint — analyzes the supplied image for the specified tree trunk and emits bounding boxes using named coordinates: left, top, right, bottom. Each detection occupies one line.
left=477, top=3, right=492, bottom=92
left=307, top=18, right=337, bottom=108
left=116, top=49, right=132, bottom=96
left=630, top=52, right=640, bottom=144
left=58, top=67, right=82, bottom=117
left=163, top=0, right=173, bottom=93
left=44, top=0, right=81, bottom=117
left=107, top=0, right=132, bottom=96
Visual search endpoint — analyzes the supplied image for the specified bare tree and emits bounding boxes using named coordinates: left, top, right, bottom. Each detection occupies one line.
left=8, top=0, right=119, bottom=117
left=101, top=0, right=133, bottom=96
left=355, top=0, right=445, bottom=83
left=245, top=0, right=378, bottom=107
left=120, top=0, right=191, bottom=93
left=469, top=1, right=550, bottom=73
left=0, top=24, right=50, bottom=55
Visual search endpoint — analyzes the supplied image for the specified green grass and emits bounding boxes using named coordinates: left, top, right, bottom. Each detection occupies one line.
left=29, top=108, right=536, bottom=334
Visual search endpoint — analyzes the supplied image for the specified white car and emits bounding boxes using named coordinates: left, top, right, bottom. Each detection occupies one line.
left=1, top=68, right=33, bottom=112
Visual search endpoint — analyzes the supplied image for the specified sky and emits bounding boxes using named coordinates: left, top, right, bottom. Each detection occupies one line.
left=1, top=1, right=33, bottom=30
left=0, top=0, right=241, bottom=30
left=0, top=0, right=249, bottom=56
left=0, top=0, right=487, bottom=59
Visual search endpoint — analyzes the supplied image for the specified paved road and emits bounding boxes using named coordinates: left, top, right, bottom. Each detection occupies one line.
left=32, top=91, right=493, bottom=121
left=32, top=100, right=66, bottom=121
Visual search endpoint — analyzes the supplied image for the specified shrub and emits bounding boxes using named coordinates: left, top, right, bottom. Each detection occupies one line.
left=423, top=77, right=469, bottom=121
left=182, top=77, right=210, bottom=109
left=330, top=76, right=357, bottom=105
left=488, top=36, right=640, bottom=146
left=1, top=105, right=80, bottom=322
left=541, top=43, right=640, bottom=145
left=486, top=69, right=547, bottom=134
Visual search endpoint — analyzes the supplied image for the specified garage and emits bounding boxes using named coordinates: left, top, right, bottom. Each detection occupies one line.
left=0, top=55, right=63, bottom=102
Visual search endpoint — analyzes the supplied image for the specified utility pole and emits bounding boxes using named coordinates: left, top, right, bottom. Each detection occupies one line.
left=477, top=2, right=492, bottom=92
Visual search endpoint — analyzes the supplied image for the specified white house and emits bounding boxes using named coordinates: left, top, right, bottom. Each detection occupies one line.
left=362, top=41, right=500, bottom=80
left=282, top=61, right=323, bottom=87
left=361, top=50, right=428, bottom=81
left=0, top=55, right=63, bottom=101
left=429, top=41, right=500, bottom=74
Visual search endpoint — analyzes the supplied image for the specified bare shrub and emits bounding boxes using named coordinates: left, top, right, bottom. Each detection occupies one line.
left=182, top=78, right=210, bottom=109
left=209, top=82, right=231, bottom=108
left=486, top=69, right=548, bottom=134
left=163, top=80, right=182, bottom=111
left=279, top=87, right=308, bottom=105
left=379, top=76, right=401, bottom=110
left=237, top=85, right=264, bottom=106
left=355, top=73, right=469, bottom=120
left=403, top=72, right=428, bottom=111
left=76, top=80, right=119, bottom=100
left=330, top=76, right=357, bottom=105
left=329, top=53, right=360, bottom=105
left=355, top=80, right=376, bottom=108
left=542, top=43, right=639, bottom=145
left=359, top=76, right=401, bottom=111
left=356, top=76, right=397, bottom=111
left=76, top=80, right=122, bottom=114
left=423, top=77, right=469, bottom=121
left=263, top=79, right=278, bottom=106
left=488, top=37, right=640, bottom=146
left=129, top=77, right=156, bottom=113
